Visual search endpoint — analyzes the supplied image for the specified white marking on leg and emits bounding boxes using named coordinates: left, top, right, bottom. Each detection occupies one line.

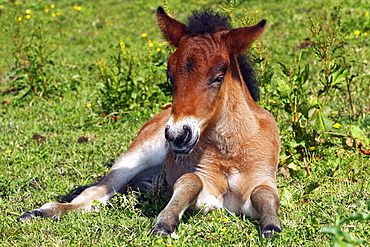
left=193, top=181, right=223, bottom=214
left=70, top=130, right=168, bottom=211
left=108, top=134, right=168, bottom=188
left=242, top=198, right=259, bottom=219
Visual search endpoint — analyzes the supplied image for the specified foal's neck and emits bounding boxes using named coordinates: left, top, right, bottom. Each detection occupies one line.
left=216, top=55, right=261, bottom=137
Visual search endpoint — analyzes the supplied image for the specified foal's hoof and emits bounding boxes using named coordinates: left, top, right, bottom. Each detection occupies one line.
left=17, top=209, right=44, bottom=222
left=262, top=224, right=281, bottom=239
left=151, top=222, right=174, bottom=236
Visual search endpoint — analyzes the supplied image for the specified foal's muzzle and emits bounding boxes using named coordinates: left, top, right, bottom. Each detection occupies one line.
left=165, top=123, right=199, bottom=155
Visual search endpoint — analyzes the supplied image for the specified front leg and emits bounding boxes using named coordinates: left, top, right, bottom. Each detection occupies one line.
left=250, top=184, right=281, bottom=238
left=152, top=173, right=203, bottom=236
left=18, top=110, right=170, bottom=222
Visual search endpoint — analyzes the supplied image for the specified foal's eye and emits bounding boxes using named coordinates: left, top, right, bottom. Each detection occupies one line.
left=211, top=75, right=224, bottom=85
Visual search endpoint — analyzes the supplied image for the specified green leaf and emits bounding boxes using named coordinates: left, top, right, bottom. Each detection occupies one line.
left=278, top=62, right=291, bottom=77
left=300, top=64, right=310, bottom=84
left=279, top=188, right=295, bottom=208
left=277, top=79, right=292, bottom=99
left=333, top=237, right=355, bottom=247
left=329, top=68, right=349, bottom=87
left=350, top=125, right=370, bottom=146
left=338, top=212, right=370, bottom=225
left=308, top=105, right=334, bottom=133
left=304, top=182, right=320, bottom=195
left=322, top=226, right=342, bottom=235
left=300, top=96, right=320, bottom=117
left=350, top=125, right=365, bottom=140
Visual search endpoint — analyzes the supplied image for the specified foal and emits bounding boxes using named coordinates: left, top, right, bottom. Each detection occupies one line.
left=19, top=7, right=281, bottom=238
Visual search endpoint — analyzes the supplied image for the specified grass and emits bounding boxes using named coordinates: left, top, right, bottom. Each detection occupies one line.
left=1, top=0, right=370, bottom=246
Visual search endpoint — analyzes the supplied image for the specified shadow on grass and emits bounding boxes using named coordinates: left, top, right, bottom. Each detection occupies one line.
left=56, top=173, right=171, bottom=218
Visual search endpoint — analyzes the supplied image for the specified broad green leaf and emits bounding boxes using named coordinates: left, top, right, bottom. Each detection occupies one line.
left=350, top=125, right=370, bottom=146
left=300, top=95, right=320, bottom=117
left=322, top=226, right=342, bottom=235
left=277, top=79, right=292, bottom=99
left=329, top=68, right=349, bottom=87
left=350, top=125, right=365, bottom=140
left=279, top=188, right=295, bottom=208
left=308, top=105, right=334, bottom=133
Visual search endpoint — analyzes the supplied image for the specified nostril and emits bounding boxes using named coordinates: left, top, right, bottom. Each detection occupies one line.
left=182, top=125, right=192, bottom=144
left=183, top=125, right=191, bottom=132
left=164, top=125, right=174, bottom=142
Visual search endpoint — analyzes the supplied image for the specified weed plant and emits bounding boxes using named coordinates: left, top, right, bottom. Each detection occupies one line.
left=96, top=37, right=170, bottom=117
left=0, top=0, right=369, bottom=246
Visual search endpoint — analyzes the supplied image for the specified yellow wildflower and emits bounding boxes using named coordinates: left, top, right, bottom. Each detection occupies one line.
left=51, top=13, right=56, bottom=17
left=332, top=123, right=340, bottom=129
left=148, top=42, right=154, bottom=47
left=156, top=48, right=161, bottom=52
left=44, top=8, right=50, bottom=13
left=222, top=218, right=228, bottom=223
left=74, top=5, right=82, bottom=11
left=141, top=33, right=148, bottom=38
left=14, top=1, right=20, bottom=5
left=366, top=13, right=369, bottom=17
left=364, top=32, right=368, bottom=36
left=25, top=9, right=32, bottom=14
left=6, top=150, right=11, bottom=154
left=17, top=16, right=23, bottom=22
left=255, top=10, right=259, bottom=14
left=26, top=15, right=31, bottom=19
left=50, top=4, right=55, bottom=8
left=310, top=147, right=316, bottom=151
left=354, top=30, right=361, bottom=35
left=221, top=227, right=227, bottom=232
left=119, top=41, right=125, bottom=48
left=86, top=104, right=92, bottom=108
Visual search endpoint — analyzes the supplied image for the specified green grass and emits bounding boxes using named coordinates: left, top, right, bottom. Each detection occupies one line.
left=1, top=0, right=370, bottom=246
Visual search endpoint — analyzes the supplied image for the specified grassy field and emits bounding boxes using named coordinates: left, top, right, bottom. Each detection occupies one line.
left=1, top=0, right=369, bottom=246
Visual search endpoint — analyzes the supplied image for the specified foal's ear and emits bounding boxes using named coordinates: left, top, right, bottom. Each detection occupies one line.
left=225, top=20, right=266, bottom=54
left=156, top=7, right=187, bottom=47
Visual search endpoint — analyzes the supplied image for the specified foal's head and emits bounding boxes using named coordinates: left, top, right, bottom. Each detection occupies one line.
left=156, top=7, right=266, bottom=155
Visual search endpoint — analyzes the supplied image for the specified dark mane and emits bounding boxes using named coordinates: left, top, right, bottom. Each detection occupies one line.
left=186, top=10, right=231, bottom=35
left=237, top=55, right=260, bottom=101
left=185, top=11, right=260, bottom=101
